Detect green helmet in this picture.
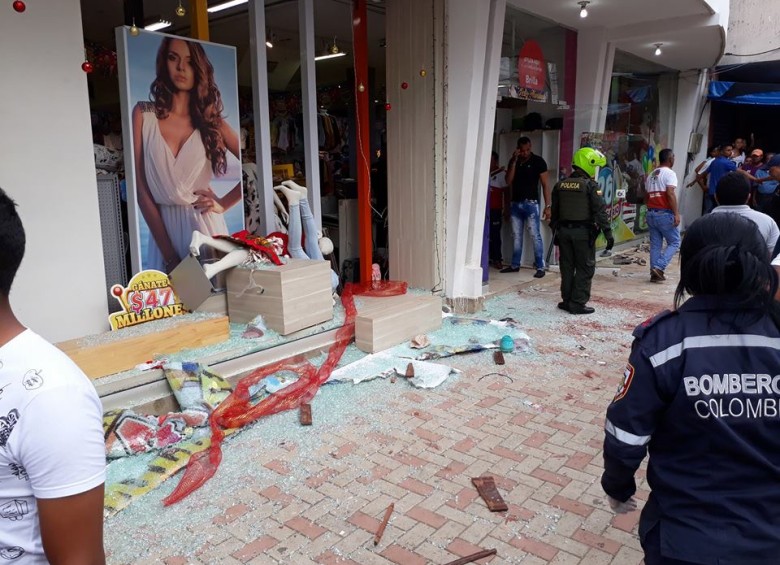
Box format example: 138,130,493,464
572,147,607,178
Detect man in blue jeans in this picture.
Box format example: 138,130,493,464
502,136,550,278
645,148,681,282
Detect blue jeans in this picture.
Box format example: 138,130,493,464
288,198,339,291
646,209,680,272
703,194,717,214
509,200,544,269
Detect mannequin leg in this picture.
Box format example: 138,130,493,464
202,249,251,280
278,183,338,291
189,230,240,256
286,202,308,260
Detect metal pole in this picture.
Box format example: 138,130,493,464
248,0,276,233
299,0,322,227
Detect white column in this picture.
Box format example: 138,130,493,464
248,0,276,233
573,27,615,140
298,0,322,227
671,70,709,229
0,0,108,341
444,0,506,299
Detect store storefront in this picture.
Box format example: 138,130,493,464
1,0,730,345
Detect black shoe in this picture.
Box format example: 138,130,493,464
557,301,570,311
500,266,520,273
534,269,546,278
568,303,595,315
650,267,665,283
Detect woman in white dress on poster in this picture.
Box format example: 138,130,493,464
132,36,241,273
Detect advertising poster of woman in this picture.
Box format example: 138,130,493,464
116,27,243,273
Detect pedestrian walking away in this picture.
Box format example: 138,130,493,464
645,148,681,283
550,147,613,315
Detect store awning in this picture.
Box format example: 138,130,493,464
708,81,780,105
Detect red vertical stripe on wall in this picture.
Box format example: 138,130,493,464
353,0,373,283
561,28,578,176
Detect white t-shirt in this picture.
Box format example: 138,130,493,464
699,157,715,174
645,166,678,210
713,205,780,256
0,330,105,564
489,170,507,188
731,152,746,168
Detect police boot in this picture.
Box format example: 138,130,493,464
568,303,595,315
557,301,570,312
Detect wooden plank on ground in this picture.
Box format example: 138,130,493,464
57,315,230,380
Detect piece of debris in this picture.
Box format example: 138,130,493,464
471,476,508,512
409,334,431,349
299,403,312,426
493,350,505,365
405,363,415,378
479,372,513,383
373,502,394,546
444,548,498,565
390,375,397,384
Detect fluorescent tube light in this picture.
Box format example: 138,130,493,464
314,52,347,61
145,20,172,31
207,0,248,13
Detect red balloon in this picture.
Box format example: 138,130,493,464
12,0,25,12
401,82,409,90
384,103,392,111
81,61,94,74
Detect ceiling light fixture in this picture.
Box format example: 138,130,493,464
266,31,274,48
578,1,589,18
207,0,248,14
654,43,663,56
145,19,172,31
314,52,347,62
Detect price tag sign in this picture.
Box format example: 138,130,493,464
108,270,184,331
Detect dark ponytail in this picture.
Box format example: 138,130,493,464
674,214,780,324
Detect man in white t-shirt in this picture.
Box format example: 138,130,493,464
0,188,106,564
712,172,780,257
645,148,681,283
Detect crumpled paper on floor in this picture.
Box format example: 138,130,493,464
327,352,458,388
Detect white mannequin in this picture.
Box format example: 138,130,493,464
190,180,337,289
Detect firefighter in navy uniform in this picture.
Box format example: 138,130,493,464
550,147,614,314
602,213,780,565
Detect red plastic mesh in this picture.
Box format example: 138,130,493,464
163,281,406,506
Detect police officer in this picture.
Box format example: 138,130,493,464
550,147,614,314
602,213,780,565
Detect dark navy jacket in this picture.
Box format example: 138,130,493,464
602,296,780,564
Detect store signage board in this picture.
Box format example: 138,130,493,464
517,40,547,102
108,270,184,331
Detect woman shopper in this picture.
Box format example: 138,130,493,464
602,212,780,565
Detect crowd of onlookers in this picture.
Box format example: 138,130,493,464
688,137,780,222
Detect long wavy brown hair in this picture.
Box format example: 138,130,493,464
149,37,227,175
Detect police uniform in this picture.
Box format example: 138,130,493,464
550,170,611,311
602,296,780,564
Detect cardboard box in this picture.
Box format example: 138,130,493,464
226,259,333,334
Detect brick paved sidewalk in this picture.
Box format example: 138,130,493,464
105,251,675,564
